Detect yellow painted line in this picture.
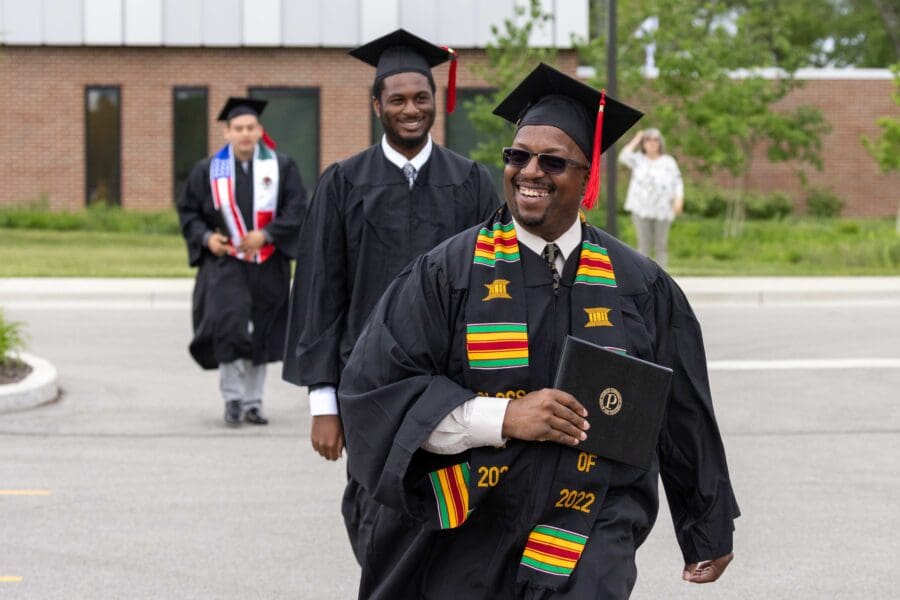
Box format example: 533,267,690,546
0,489,52,496
0,576,23,582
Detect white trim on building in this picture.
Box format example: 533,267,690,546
0,0,588,48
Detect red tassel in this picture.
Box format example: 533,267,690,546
262,130,277,150
580,91,606,210
442,46,459,113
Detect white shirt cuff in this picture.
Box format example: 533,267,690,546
421,396,509,455
309,385,339,416
467,396,509,448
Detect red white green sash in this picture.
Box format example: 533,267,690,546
209,142,279,263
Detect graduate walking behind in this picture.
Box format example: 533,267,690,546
177,97,307,426
338,64,739,599
282,29,500,460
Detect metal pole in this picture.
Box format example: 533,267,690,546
605,0,618,235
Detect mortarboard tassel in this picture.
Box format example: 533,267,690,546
262,130,277,150
580,91,606,210
442,46,458,113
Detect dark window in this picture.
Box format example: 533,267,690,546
85,86,121,205
445,88,503,193
172,87,208,203
248,88,320,186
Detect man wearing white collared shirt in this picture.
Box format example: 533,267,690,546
421,215,582,454
283,28,500,460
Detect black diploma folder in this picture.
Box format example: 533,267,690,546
553,336,673,470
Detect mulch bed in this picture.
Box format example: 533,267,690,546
0,358,32,385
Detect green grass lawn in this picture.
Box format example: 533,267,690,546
1,216,898,277
0,229,193,277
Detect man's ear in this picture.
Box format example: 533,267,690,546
372,96,382,118
222,124,230,141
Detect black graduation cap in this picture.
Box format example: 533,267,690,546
493,63,643,208
349,28,460,112
216,97,268,122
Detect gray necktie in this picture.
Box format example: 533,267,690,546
402,162,416,190
542,243,561,291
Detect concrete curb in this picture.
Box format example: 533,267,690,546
2,277,900,307
0,352,59,413
675,276,900,305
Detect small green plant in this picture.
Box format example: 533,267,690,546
806,187,844,218
0,308,28,365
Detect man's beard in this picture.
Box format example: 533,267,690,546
506,197,547,229
385,129,429,149
381,113,433,150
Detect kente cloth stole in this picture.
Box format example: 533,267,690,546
426,207,628,592
209,142,279,263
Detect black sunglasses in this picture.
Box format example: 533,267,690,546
501,147,590,175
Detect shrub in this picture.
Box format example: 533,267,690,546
0,308,28,365
745,192,793,220
0,201,180,234
806,188,844,218
683,181,729,218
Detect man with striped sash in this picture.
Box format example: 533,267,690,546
338,65,738,598
177,98,307,426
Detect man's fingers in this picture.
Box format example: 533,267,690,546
549,416,587,443
551,390,588,417
550,401,590,431
684,553,732,584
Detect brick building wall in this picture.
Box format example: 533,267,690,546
728,77,899,217
1,46,578,211
2,46,896,216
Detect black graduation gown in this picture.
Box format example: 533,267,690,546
338,224,740,599
176,152,308,369
282,143,500,387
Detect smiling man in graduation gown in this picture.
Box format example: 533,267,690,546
338,64,740,599
282,29,500,460
177,97,307,426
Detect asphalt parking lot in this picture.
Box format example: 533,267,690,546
1,279,898,598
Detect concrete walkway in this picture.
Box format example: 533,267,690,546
2,276,900,307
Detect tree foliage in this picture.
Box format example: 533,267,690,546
464,0,558,169
583,0,832,236
862,64,900,233
825,0,900,68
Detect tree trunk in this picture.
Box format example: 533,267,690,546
896,196,900,236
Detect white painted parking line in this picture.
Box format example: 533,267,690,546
708,358,900,370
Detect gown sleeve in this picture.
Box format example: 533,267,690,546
176,160,212,267
339,251,476,516
265,154,308,259
652,274,740,564
282,164,349,387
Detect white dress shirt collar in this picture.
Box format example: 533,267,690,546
380,134,433,172
512,215,582,269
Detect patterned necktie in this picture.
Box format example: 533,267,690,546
402,162,417,190
542,243,561,290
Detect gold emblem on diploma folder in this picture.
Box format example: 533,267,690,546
483,279,512,301
598,387,623,416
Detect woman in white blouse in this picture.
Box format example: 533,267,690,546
619,128,684,269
